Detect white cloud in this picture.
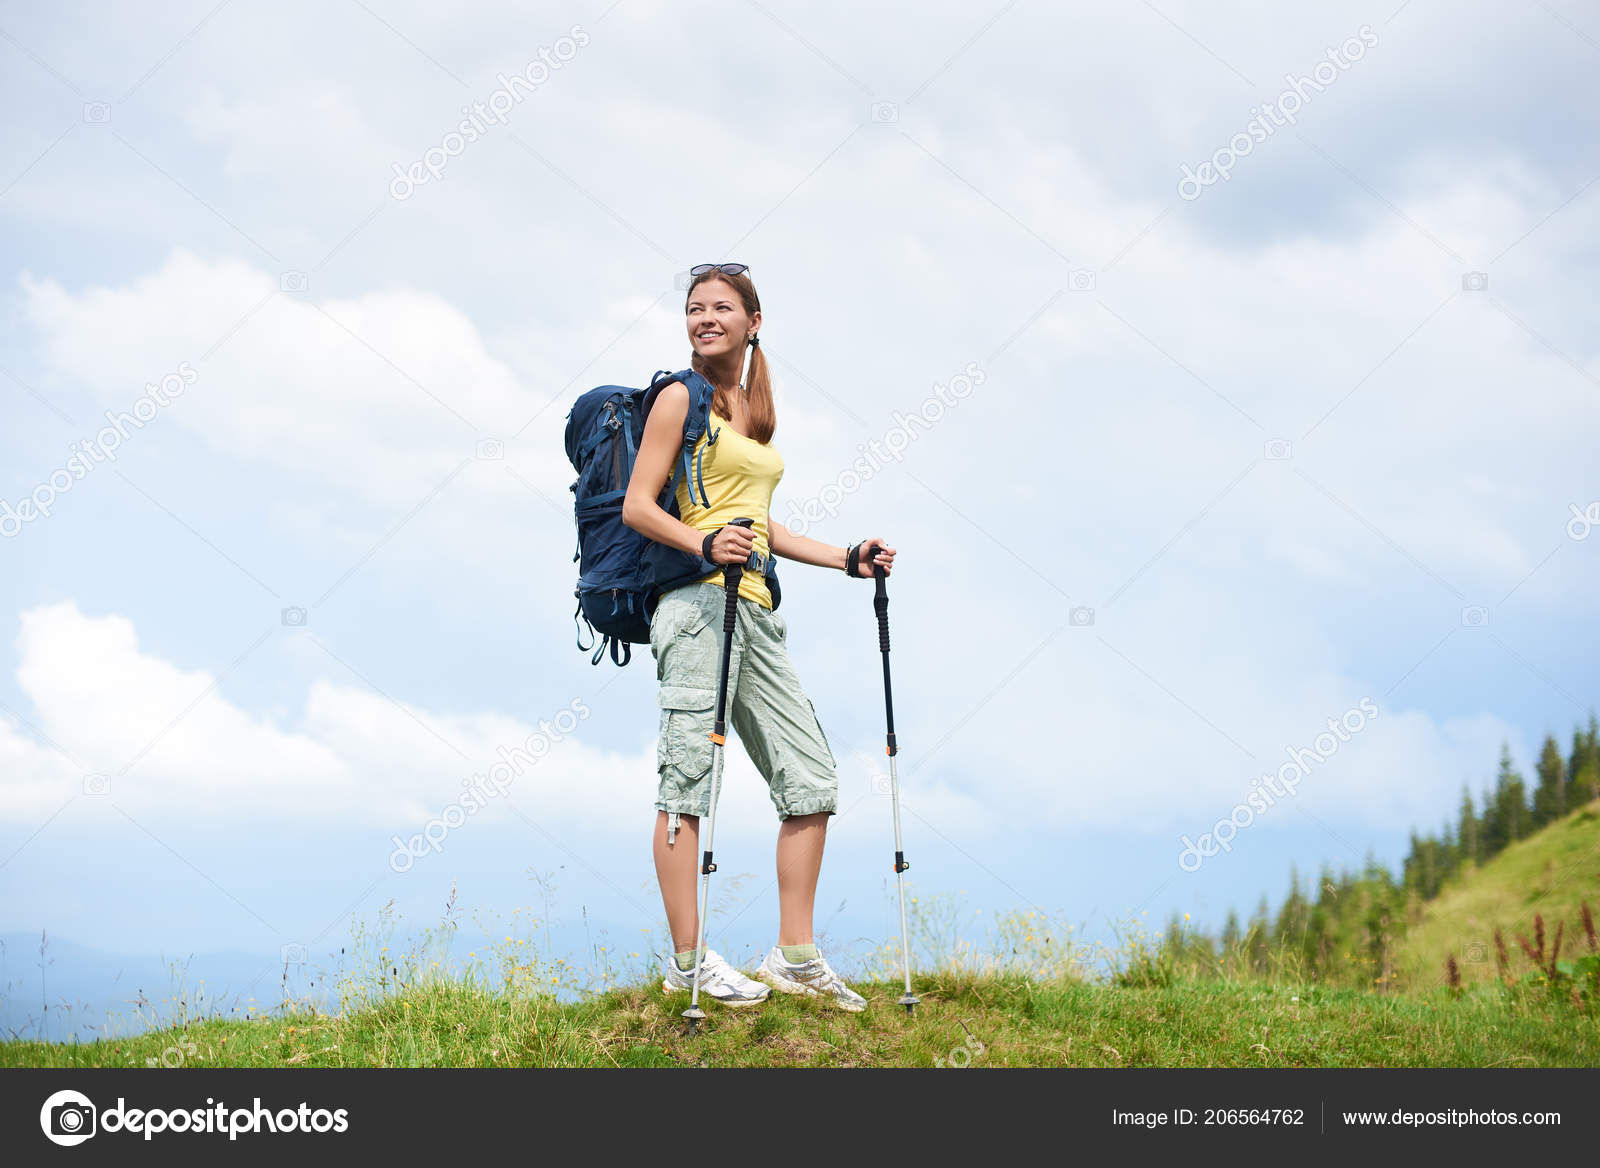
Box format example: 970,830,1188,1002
0,601,849,842
0,600,1520,852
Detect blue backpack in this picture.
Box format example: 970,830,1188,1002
565,368,782,666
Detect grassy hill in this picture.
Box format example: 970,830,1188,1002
1395,799,1600,991
4,970,1599,1068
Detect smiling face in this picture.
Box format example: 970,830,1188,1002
686,277,760,359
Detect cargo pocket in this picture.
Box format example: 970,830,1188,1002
652,591,710,666
676,597,712,639
658,685,716,779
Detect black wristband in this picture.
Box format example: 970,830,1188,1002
703,530,717,563
845,541,861,577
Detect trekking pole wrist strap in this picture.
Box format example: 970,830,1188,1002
845,540,862,577
702,530,717,563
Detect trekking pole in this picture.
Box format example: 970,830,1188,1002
684,516,754,1034
874,559,920,1015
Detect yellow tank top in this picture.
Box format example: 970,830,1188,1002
674,417,785,608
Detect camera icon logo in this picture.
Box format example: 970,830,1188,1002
1069,606,1095,627
869,100,899,123
1069,269,1096,292
475,438,504,460
82,102,111,124
673,270,693,292
146,1038,197,1068
279,271,309,293
1461,605,1489,627
82,773,111,796
1567,501,1600,541
281,606,308,627
1461,271,1488,292
869,771,893,796
933,1037,987,1067
40,1089,97,1146
1264,438,1292,460
1464,941,1488,964
281,942,308,965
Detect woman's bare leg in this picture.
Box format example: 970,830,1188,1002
653,811,700,952
775,812,828,945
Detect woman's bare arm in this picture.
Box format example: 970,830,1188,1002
621,382,757,565
770,520,895,576
621,381,704,557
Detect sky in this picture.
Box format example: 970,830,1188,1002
2,0,1598,1039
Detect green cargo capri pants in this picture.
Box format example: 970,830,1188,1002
649,580,838,841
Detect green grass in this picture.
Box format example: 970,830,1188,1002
5,971,1597,1068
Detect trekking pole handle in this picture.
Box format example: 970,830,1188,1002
721,517,754,628
873,561,890,654
706,516,755,567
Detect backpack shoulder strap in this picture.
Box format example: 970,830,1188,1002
642,369,716,509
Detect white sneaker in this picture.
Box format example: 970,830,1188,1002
755,946,868,1012
660,949,771,1007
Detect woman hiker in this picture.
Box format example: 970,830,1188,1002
621,262,893,1011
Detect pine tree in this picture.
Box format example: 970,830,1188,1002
1480,743,1530,857
1403,831,1447,899
1402,830,1424,894
1274,866,1310,952
1317,864,1339,909
1532,733,1567,827
1502,746,1531,843
1456,787,1479,868
1571,715,1600,805
1305,874,1336,976
1438,817,1459,885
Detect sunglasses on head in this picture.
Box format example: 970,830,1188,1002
689,263,749,278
